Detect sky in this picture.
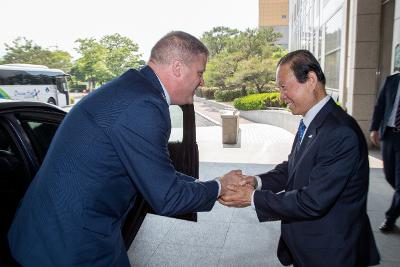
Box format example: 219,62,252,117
1,0,259,61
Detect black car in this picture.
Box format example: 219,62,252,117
0,99,199,266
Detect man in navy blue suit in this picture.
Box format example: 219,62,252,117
8,31,242,266
370,72,400,232
220,50,380,266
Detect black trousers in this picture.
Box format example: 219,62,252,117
382,128,400,223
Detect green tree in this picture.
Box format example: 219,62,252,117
235,28,282,59
100,33,144,77
1,37,72,72
204,51,245,89
73,34,144,89
200,26,239,57
202,27,286,93
73,38,111,89
228,56,277,92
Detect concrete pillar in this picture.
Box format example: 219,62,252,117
221,110,239,144
346,0,382,142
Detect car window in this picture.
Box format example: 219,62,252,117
20,120,58,162
169,105,183,142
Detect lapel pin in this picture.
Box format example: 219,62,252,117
308,135,313,138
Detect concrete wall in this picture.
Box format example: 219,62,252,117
240,109,300,134
195,97,300,134
259,0,289,26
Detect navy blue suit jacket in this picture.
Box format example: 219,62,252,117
370,73,400,138
8,66,218,266
254,99,380,266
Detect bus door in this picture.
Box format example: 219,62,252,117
55,76,69,106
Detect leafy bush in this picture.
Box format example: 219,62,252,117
246,81,278,95
264,92,285,108
214,88,244,102
69,84,87,93
246,88,268,95
233,92,285,110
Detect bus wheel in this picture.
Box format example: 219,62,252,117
47,98,57,105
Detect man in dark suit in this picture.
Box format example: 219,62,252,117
219,50,380,266
370,72,400,232
8,31,241,266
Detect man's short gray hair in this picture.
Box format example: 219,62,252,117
150,31,209,64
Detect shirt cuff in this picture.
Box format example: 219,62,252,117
255,175,262,190
251,190,256,209
214,177,222,197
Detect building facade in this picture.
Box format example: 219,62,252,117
288,0,400,141
259,0,289,48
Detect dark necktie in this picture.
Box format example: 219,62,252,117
395,99,400,129
295,119,306,151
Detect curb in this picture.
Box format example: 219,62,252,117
195,110,221,126
194,96,234,110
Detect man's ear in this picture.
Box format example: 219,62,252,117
171,59,182,78
307,71,318,89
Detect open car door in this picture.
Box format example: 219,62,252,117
0,103,65,266
121,104,199,248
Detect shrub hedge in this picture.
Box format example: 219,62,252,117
214,89,243,102
246,82,277,95
196,87,218,99
233,92,286,110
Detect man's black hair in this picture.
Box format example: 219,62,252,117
278,49,326,85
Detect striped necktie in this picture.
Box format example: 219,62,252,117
295,119,306,150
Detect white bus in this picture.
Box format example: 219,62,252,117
0,64,70,107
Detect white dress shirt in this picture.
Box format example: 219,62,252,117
387,81,400,127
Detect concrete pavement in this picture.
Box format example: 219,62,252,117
127,98,400,266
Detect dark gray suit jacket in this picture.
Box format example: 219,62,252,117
370,73,400,138
254,99,380,266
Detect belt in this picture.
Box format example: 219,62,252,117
387,127,400,133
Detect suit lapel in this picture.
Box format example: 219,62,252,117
287,98,336,185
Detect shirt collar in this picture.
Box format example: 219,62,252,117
302,95,331,128
154,73,171,105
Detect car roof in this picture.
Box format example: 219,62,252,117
0,99,66,114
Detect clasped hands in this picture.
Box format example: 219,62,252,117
218,170,255,208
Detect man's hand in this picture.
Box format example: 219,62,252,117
218,184,254,208
219,170,244,196
370,131,380,147
239,175,257,188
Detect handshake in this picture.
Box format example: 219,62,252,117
217,170,256,208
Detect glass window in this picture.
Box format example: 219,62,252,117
324,9,342,91
22,121,58,162
169,105,183,142
325,10,342,53
394,43,400,72
325,51,340,90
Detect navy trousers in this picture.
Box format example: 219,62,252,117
382,128,400,223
